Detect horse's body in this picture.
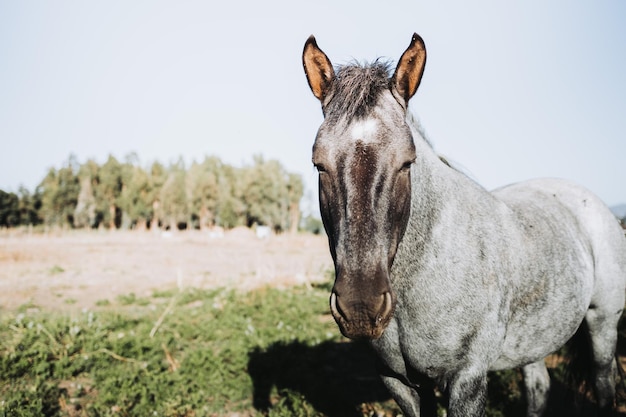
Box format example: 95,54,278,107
303,34,626,416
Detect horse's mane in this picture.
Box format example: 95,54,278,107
408,111,461,170
326,60,393,122
406,111,433,149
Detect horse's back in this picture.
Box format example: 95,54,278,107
494,178,626,281
495,177,626,311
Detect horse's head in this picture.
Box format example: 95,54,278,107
303,34,427,340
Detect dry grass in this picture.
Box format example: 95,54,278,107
0,228,333,312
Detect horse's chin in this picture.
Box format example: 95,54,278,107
333,315,391,341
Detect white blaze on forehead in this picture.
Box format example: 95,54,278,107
350,118,379,143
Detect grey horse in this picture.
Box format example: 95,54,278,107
302,33,626,417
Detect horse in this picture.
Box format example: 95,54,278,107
302,33,626,417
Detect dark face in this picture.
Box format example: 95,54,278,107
313,92,416,339
303,33,426,340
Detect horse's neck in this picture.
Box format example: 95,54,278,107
406,137,501,248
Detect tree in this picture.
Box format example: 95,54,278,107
216,163,246,229
240,155,276,228
286,173,304,234
159,159,188,230
38,168,61,226
3,152,307,232
301,214,324,235
37,155,80,228
0,190,20,227
186,156,226,229
97,155,123,229
17,186,41,226
239,155,302,232
119,163,152,230
77,159,103,227
147,161,167,230
74,175,97,228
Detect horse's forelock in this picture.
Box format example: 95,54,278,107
323,61,434,153
325,60,393,122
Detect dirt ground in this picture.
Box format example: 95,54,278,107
0,228,333,312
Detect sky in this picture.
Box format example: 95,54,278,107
1,1,625,214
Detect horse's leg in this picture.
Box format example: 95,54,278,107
584,214,626,414
584,305,620,414
521,359,550,417
379,375,422,417
448,370,488,417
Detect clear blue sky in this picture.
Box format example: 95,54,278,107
1,1,625,212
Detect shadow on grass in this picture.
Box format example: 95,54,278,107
248,340,392,417
544,380,626,417
249,337,626,417
489,371,626,417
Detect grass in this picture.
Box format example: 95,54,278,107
2,282,626,417
48,265,64,275
1,283,387,416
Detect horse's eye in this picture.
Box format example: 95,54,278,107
314,163,327,173
400,159,415,173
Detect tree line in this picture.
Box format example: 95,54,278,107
0,153,308,233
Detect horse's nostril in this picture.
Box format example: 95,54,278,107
331,291,393,324
330,292,343,320
379,292,393,321
330,291,351,320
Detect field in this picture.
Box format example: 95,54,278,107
1,230,625,416
0,229,333,311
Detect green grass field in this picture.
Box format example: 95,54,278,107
2,281,625,416
1,281,397,416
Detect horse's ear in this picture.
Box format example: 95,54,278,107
392,33,427,103
302,35,335,101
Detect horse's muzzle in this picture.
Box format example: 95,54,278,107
329,291,395,340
